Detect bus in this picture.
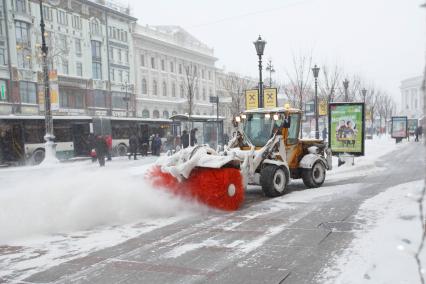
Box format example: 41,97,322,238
0,115,177,165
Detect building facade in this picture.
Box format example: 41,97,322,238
0,0,136,117
400,76,424,119
133,25,217,119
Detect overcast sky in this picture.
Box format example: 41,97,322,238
128,0,425,103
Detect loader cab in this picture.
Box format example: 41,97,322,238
241,109,301,147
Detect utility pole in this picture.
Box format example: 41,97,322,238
265,59,275,87
343,79,349,102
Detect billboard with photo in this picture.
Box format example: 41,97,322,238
391,116,408,138
328,102,365,156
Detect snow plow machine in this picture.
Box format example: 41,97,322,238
146,105,333,211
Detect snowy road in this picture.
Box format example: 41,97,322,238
0,138,424,283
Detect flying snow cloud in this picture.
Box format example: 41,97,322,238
0,160,205,243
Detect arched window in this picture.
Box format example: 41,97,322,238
141,78,147,94
163,110,169,119
163,81,167,96
202,88,206,101
142,109,150,118
152,80,157,95
172,110,177,116
180,84,184,98
90,19,100,35
153,110,160,118
172,83,176,97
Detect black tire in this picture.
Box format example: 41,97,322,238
260,165,289,197
116,144,128,156
32,149,45,165
302,161,326,188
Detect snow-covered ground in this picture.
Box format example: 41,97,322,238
0,135,420,281
318,179,426,284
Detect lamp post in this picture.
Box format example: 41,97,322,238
343,79,349,102
253,35,266,108
39,0,55,161
361,88,367,103
312,64,320,139
265,59,275,87
121,82,133,117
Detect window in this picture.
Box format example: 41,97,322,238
152,80,158,95
76,62,82,77
62,59,69,75
163,110,169,119
93,90,107,108
17,49,31,69
124,51,128,64
153,110,159,118
15,21,30,45
124,71,129,83
117,49,122,63
118,70,123,82
59,87,84,109
141,78,147,94
15,0,26,13
91,40,101,60
0,80,7,101
202,88,206,101
140,54,145,66
208,71,212,80
42,5,53,22
151,57,155,69
59,34,67,50
57,10,68,26
19,81,36,104
109,47,114,61
170,62,174,73
72,15,81,30
142,109,150,118
112,92,126,109
75,38,82,56
179,64,182,74
110,68,115,81
0,48,6,65
180,84,184,98
90,19,100,35
92,62,102,79
193,66,197,76
161,59,165,71
202,69,205,79
172,83,176,97
123,31,127,42
162,81,167,96
195,87,199,100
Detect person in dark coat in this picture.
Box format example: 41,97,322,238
153,134,162,156
415,126,420,142
88,133,96,162
190,128,198,146
181,130,189,149
95,135,108,167
140,133,149,156
128,133,138,160
322,127,328,141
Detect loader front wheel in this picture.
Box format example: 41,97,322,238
260,165,288,197
302,161,326,188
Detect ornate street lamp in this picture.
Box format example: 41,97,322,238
312,64,320,139
265,59,275,87
253,35,266,108
39,0,56,162
343,79,349,102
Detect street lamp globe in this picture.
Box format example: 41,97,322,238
312,65,320,78
253,35,266,56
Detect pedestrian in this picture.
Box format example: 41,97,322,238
105,135,112,161
128,133,138,160
415,126,420,142
181,130,189,148
95,135,108,167
88,133,96,163
140,132,149,156
322,127,328,141
190,128,198,146
153,134,162,156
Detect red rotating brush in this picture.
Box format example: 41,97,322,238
146,166,244,211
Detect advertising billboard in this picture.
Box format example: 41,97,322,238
328,103,365,156
245,89,259,110
391,116,408,138
408,119,418,135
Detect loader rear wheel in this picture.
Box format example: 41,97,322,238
302,161,326,188
260,165,288,197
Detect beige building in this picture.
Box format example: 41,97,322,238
400,76,424,119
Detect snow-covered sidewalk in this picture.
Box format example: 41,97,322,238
318,179,426,284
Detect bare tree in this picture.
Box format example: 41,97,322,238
220,73,252,118
181,63,199,117
378,93,394,134
35,31,70,70
318,63,342,103
285,52,313,136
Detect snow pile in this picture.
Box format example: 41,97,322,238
0,159,204,243
318,179,426,284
